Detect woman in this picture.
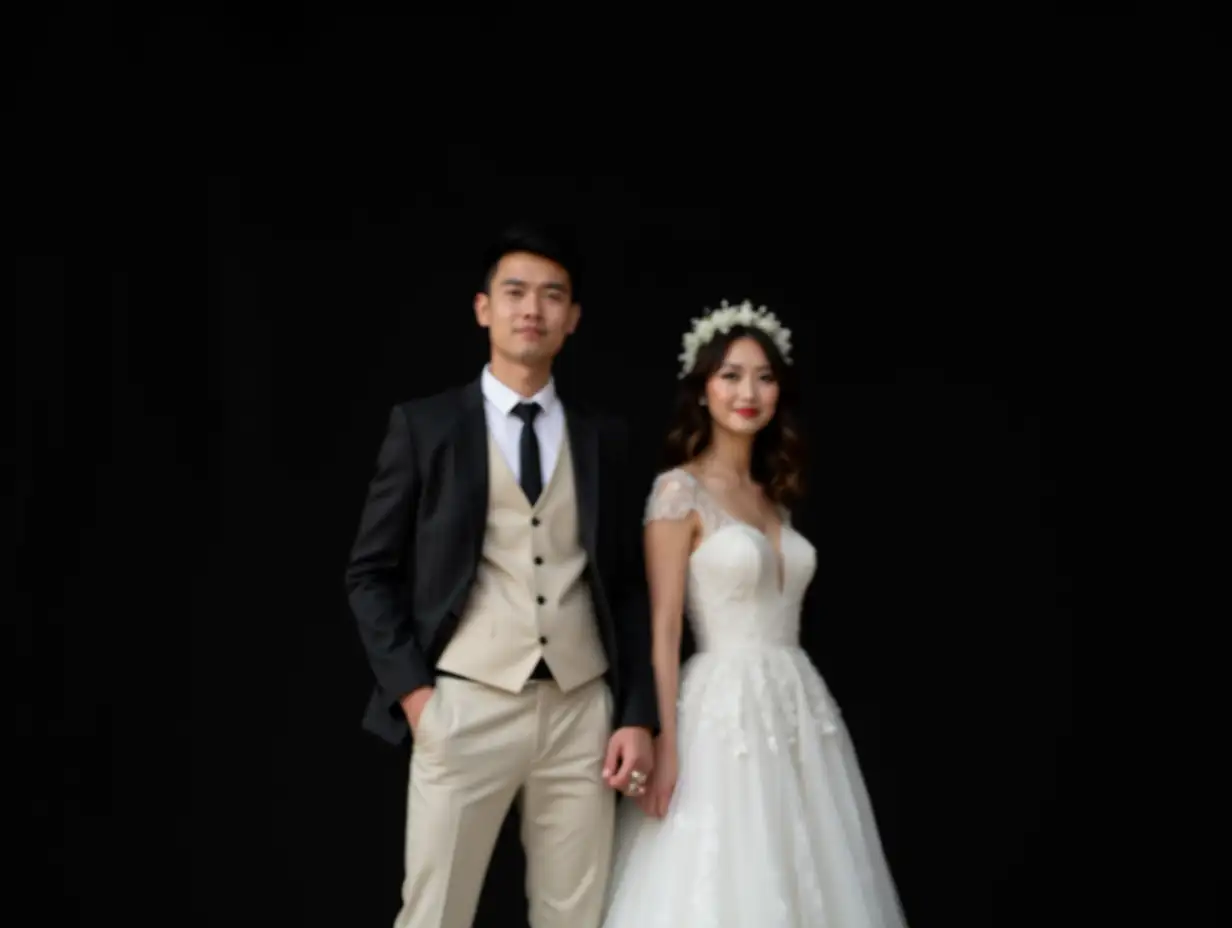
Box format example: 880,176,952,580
601,301,909,927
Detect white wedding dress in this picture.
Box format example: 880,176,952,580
601,469,909,927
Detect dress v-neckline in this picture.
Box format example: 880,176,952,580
686,470,787,594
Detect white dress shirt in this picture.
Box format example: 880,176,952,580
480,365,565,489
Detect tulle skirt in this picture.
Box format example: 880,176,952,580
601,644,909,927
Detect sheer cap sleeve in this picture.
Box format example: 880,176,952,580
643,468,699,525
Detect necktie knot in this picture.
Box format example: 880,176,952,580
513,402,541,425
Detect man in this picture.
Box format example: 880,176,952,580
345,224,658,928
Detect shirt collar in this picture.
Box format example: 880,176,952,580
481,364,558,417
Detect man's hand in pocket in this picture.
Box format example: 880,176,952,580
400,686,435,738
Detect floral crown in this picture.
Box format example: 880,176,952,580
677,299,793,379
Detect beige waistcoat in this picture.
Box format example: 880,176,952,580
435,428,609,693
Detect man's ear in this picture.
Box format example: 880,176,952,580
566,301,581,335
474,292,490,328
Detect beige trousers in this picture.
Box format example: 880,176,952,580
393,675,615,928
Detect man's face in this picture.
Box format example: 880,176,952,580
474,251,580,367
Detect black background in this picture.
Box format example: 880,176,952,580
17,13,1073,928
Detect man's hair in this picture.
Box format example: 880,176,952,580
479,223,583,302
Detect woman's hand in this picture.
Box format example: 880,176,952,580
636,736,679,818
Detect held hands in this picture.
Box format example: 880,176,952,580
636,736,678,818
400,686,435,738
603,726,655,797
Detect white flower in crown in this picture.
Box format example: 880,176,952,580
677,299,793,379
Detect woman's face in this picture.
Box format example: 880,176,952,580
704,336,780,437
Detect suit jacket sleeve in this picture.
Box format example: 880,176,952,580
345,404,434,710
610,419,660,733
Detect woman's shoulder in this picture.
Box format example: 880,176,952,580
644,467,704,523
647,466,701,501
651,465,699,487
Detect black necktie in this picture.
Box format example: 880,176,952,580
512,402,543,504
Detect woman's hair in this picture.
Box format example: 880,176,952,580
662,325,807,507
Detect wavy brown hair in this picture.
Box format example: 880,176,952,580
663,324,807,508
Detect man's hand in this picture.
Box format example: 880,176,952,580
400,686,434,738
602,726,655,796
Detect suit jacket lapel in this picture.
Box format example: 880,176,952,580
566,405,600,554
454,378,489,561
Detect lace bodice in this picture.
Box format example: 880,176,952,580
643,468,817,652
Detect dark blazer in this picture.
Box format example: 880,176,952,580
345,377,658,746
